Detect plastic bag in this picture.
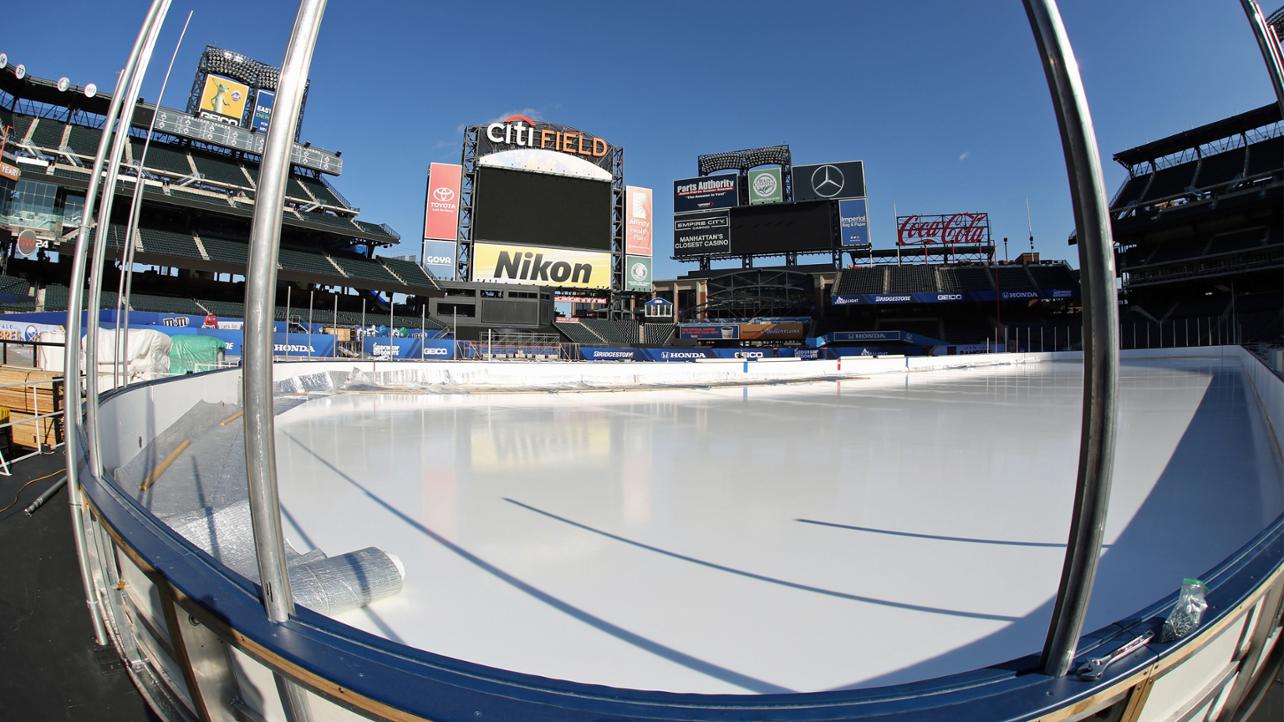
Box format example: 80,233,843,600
1161,578,1208,642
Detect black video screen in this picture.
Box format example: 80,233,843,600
472,167,612,251
729,200,835,255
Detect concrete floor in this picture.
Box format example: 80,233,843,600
268,357,1283,694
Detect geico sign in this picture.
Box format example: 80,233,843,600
471,243,610,290
485,116,608,159
422,347,450,356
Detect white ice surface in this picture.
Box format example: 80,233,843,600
271,357,1283,694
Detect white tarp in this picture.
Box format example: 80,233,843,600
80,328,171,385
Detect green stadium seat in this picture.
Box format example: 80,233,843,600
132,138,194,176
198,234,249,266
191,152,253,187
278,247,343,279
29,119,67,150
379,257,437,287
328,254,400,285
66,125,103,156
138,227,202,259
297,176,346,208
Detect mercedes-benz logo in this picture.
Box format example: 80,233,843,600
432,187,455,203
810,164,845,197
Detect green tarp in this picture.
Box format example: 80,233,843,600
169,335,225,375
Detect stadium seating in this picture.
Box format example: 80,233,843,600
887,265,936,294
298,211,359,233
1140,163,1197,202
1194,147,1246,188
1145,238,1212,265
580,319,640,345
834,267,886,295
287,176,313,202
28,118,67,150
1025,264,1077,289
278,247,342,279
328,254,400,285
937,266,994,293
380,257,438,288
10,114,35,143
138,227,202,259
297,176,346,208
994,266,1037,291
198,234,249,266
192,152,253,187
126,293,204,314
1245,136,1283,177
66,125,102,156
133,139,194,176
1206,227,1267,255
1110,175,1152,209
642,323,675,345
556,321,607,345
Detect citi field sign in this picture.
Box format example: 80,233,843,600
482,115,611,161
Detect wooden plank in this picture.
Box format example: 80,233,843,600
139,439,192,493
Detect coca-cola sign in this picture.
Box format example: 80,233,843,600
897,213,991,246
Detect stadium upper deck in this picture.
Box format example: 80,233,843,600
0,59,444,322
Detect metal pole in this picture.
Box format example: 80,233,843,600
62,0,169,648
389,297,395,358
333,292,338,357
284,285,291,359
420,304,425,358
1025,0,1121,678
115,9,192,389
84,0,170,479
360,297,365,359
241,2,326,720
307,289,313,357
1241,0,1284,118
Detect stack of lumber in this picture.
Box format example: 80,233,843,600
0,365,62,449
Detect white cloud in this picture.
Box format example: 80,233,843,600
958,151,970,161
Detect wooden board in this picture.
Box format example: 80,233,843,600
0,365,62,449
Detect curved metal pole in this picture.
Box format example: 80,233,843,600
1024,0,1121,678
114,10,194,387
83,0,171,479
242,1,326,718
62,0,168,648
1241,0,1284,118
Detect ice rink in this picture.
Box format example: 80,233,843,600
269,356,1282,694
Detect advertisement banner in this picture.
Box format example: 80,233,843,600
738,322,805,341
673,210,731,257
0,160,20,182
679,323,740,340
839,198,870,247
250,89,274,132
422,239,457,281
197,74,251,124
673,175,738,213
470,243,611,290
897,213,990,246
747,167,783,205
625,255,652,293
624,186,653,256
424,162,462,241
580,347,639,361
793,161,866,201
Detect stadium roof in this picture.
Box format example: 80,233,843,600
1113,103,1281,167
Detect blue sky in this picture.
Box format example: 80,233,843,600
4,1,1274,279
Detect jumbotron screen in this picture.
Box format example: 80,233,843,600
729,200,835,255
473,167,612,250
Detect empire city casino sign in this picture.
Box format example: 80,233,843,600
481,115,612,165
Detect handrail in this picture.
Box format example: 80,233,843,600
1023,0,1122,677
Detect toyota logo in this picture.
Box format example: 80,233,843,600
810,165,845,197
432,187,455,203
